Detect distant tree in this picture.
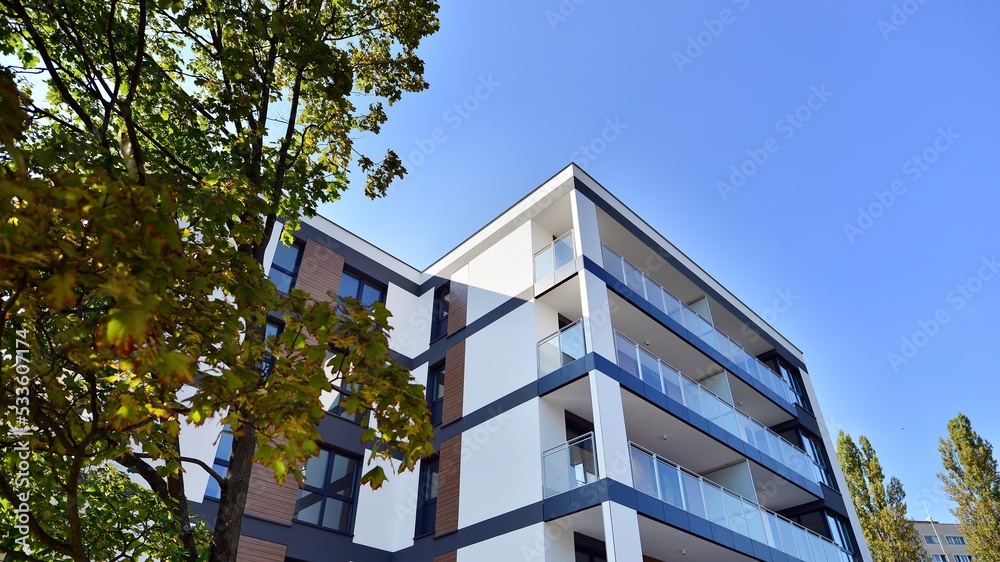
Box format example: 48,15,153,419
836,431,927,562
938,413,1000,562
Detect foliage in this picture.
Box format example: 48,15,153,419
0,0,439,560
836,431,927,562
938,413,1000,562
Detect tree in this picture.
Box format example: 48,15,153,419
0,0,439,560
836,431,927,562
938,413,1000,562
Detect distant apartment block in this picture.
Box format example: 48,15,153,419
912,520,975,562
178,164,873,561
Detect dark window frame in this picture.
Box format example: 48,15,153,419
426,362,445,427
338,267,388,306
292,446,361,535
430,283,450,342
414,455,439,538
269,240,304,294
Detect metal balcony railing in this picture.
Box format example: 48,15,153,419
614,332,825,485
542,432,598,498
602,245,802,407
537,320,586,376
629,443,853,562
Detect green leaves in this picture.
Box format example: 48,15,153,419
938,414,1000,561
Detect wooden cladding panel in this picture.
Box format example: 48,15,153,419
447,282,468,335
433,553,457,562
236,536,287,562
435,435,462,537
293,240,345,302
442,341,465,426
243,462,299,525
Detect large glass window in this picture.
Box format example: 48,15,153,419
338,269,386,306
293,449,360,533
431,283,450,341
327,383,366,425
204,427,233,500
926,535,941,544
415,456,438,537
427,362,445,426
269,241,303,294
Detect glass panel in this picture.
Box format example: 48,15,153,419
321,498,351,532
700,388,722,426
328,454,357,497
270,269,294,294
623,262,645,296
745,503,767,544
724,492,748,536
766,433,783,463
337,272,360,299
543,444,572,497
204,461,227,500
681,472,705,519
661,365,683,403
538,335,561,375
554,236,574,270
754,425,772,456
719,402,740,436
737,413,757,448
681,306,701,335
794,527,815,562
535,249,553,282
559,324,585,365
630,449,658,497
644,277,665,311
778,519,800,558
271,243,301,271
216,430,234,461
681,378,703,417
657,461,684,508
764,512,783,549
703,485,728,528
615,334,639,378
303,450,330,488
570,438,596,487
293,490,323,525
638,348,661,389
662,293,681,317
360,282,383,305
602,247,624,282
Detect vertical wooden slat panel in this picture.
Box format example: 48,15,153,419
433,552,457,562
442,341,465,426
293,239,345,302
435,435,462,537
236,535,287,562
243,459,299,525
447,282,468,335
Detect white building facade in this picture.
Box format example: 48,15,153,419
183,164,873,562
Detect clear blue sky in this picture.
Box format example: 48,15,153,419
326,1,1000,521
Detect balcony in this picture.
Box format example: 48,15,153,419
601,245,800,407
534,230,576,285
537,320,586,376
614,332,824,486
542,432,598,498
629,444,853,562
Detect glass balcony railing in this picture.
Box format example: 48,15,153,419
629,444,853,562
542,432,598,498
614,332,824,485
537,320,586,375
534,231,575,283
601,245,801,407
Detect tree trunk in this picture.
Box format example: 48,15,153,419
208,421,257,562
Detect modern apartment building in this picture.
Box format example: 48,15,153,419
180,164,873,562
912,520,975,562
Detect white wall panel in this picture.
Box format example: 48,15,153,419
463,301,537,415
353,450,420,552
466,222,534,325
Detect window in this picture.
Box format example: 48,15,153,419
955,556,974,562
946,535,967,545
574,534,607,562
293,449,360,533
825,513,855,553
926,535,941,544
415,456,438,537
204,427,233,500
328,384,366,425
802,432,835,488
933,555,949,562
261,319,282,376
430,283,450,341
427,362,445,426
269,241,303,294
338,269,386,306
